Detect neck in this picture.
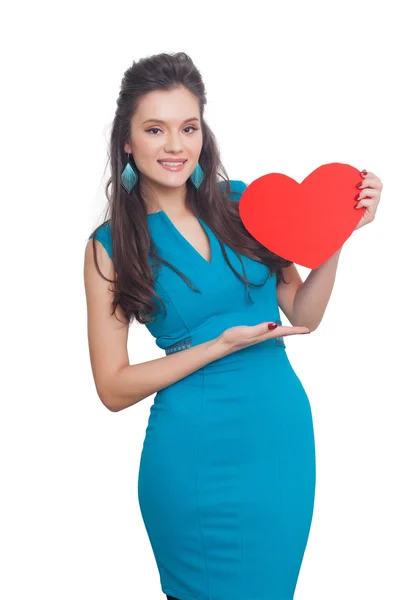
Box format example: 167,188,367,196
140,177,189,216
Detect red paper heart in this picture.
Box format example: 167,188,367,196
239,163,366,269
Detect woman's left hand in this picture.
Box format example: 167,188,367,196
354,170,383,230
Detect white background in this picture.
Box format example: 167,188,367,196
1,1,399,599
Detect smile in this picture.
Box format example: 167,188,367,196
158,160,187,172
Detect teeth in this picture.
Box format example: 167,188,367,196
159,161,185,166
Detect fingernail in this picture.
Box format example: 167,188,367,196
354,193,360,200
268,323,278,330
356,182,363,188
360,170,367,176
302,331,311,334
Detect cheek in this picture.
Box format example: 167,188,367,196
133,134,162,158
187,132,203,156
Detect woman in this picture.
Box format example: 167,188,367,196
84,52,382,600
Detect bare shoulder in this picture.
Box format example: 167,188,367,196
83,238,129,409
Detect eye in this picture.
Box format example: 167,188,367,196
145,125,199,135
146,127,162,135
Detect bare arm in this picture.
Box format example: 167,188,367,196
277,248,343,331
106,340,222,412
84,239,224,412
291,247,343,330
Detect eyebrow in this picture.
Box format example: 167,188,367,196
142,117,200,125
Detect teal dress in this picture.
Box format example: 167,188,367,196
90,180,316,600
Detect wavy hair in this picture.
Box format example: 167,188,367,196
89,51,292,325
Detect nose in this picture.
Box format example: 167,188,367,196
164,131,184,153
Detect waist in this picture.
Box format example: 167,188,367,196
164,336,289,379
164,319,286,356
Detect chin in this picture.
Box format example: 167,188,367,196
151,174,188,188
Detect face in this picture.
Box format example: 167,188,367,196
125,86,203,194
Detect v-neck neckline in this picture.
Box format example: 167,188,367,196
148,210,213,266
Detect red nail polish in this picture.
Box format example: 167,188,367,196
356,182,363,188
354,193,360,200
268,323,278,330
360,170,367,175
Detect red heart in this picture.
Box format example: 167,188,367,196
239,163,366,269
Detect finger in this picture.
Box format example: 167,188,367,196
357,178,377,190
251,322,282,339
356,189,380,199
256,323,311,338
355,199,375,209
250,322,278,337
279,326,311,335
358,176,383,191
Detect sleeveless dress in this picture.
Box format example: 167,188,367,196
89,180,316,600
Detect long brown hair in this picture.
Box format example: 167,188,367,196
89,52,292,326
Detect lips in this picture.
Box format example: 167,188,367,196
158,160,187,173
157,159,187,163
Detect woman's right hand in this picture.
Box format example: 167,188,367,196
215,321,311,355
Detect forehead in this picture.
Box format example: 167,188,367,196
134,86,200,122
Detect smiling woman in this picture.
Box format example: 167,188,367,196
85,51,315,600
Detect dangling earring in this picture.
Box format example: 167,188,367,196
121,152,138,193
190,162,204,189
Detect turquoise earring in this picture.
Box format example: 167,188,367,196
121,152,138,193
190,162,204,189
